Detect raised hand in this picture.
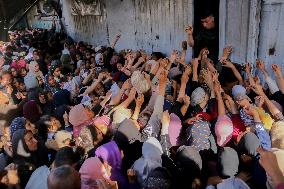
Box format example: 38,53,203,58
256,59,266,73
185,26,193,35
245,62,251,73
222,46,233,59
271,64,283,77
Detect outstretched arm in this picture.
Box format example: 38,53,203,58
185,26,194,47
272,64,284,94
111,33,121,49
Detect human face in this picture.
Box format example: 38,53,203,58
95,83,105,96
25,120,38,134
39,93,46,104
76,54,81,61
49,117,61,132
201,15,215,30
20,68,27,77
1,74,12,86
90,57,96,64
85,52,91,59
137,113,150,128
236,98,250,108
33,52,40,61
18,82,26,92
34,63,40,72
48,76,56,86
24,132,38,151
53,68,61,77
10,68,18,77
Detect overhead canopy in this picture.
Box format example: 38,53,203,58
0,0,36,20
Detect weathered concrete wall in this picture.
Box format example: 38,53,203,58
258,0,284,72
60,0,193,58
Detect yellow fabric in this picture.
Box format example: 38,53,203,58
256,107,274,130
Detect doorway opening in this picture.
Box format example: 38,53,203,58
193,0,220,61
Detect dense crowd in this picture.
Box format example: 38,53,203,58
0,19,283,189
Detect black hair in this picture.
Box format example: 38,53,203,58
151,52,165,60
54,146,80,168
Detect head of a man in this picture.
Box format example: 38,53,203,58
47,165,81,189
201,12,215,30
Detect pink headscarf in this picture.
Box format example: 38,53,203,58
215,115,233,147
168,113,182,146
69,104,91,137
11,59,27,71
93,115,111,128
79,157,110,189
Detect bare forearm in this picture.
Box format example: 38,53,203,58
263,95,281,116
181,104,189,116
246,70,255,86
177,82,186,101
132,105,142,120
172,81,178,101
276,75,284,94
109,89,124,106
181,50,187,65
187,34,194,47
111,38,119,49
83,80,100,95
217,94,225,116
231,67,244,85
82,73,94,85
192,67,198,82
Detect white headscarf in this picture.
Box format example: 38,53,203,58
132,137,163,186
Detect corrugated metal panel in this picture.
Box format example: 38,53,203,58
132,0,193,56
257,1,284,75
61,0,108,46
219,0,261,65
61,0,193,57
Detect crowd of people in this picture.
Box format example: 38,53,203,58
0,14,283,189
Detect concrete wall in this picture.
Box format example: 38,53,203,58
258,0,284,72
60,0,194,58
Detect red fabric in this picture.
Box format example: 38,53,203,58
276,183,284,189
231,114,246,142
197,112,213,122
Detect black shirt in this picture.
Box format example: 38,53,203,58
194,28,219,63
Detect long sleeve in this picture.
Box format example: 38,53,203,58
265,76,279,94
160,134,172,156
141,95,164,140
253,122,271,150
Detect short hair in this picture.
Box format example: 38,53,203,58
47,165,80,189
0,71,11,79
54,146,80,168
201,9,214,19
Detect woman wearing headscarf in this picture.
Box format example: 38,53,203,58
95,140,127,188
79,156,115,189
131,137,163,188
23,100,41,125
11,129,48,167
44,74,61,95
28,61,44,84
